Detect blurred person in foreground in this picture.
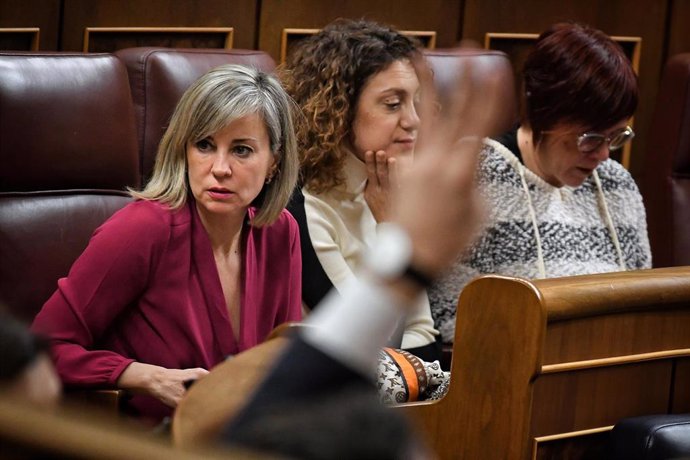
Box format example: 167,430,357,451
221,45,507,459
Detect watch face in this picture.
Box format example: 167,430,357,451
366,223,412,278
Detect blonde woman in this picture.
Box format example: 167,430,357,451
33,65,301,423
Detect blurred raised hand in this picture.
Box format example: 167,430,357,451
393,46,510,279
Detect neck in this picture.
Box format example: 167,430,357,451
197,205,246,255
517,125,559,187
517,125,536,169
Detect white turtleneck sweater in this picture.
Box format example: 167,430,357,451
303,152,438,349
429,138,652,343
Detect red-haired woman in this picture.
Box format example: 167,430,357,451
430,22,652,343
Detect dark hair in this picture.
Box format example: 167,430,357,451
0,312,48,381
281,18,420,193
522,22,638,144
227,387,425,460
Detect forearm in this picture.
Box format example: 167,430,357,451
116,361,164,392
302,273,425,378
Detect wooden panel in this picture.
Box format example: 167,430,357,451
259,0,461,63
534,427,611,460
82,27,233,52
0,0,60,50
542,308,690,365
530,361,672,436
0,28,39,51
61,0,257,51
666,0,690,58
671,358,690,412
462,0,668,179
279,27,437,64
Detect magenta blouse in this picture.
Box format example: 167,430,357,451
32,199,302,421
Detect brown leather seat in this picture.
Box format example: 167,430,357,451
115,47,277,182
641,53,690,267
424,48,517,133
0,52,139,323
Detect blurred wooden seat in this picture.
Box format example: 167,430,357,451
0,395,266,459
173,336,290,448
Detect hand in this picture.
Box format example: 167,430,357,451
117,362,209,408
391,47,508,279
363,150,399,223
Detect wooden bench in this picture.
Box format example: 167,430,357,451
396,266,690,459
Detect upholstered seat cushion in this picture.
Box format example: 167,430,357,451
610,413,690,460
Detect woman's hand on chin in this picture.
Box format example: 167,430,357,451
364,150,400,223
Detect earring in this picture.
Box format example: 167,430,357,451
265,166,278,184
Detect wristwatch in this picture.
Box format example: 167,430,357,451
365,223,434,289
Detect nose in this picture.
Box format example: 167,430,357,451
590,143,611,162
400,101,420,131
211,153,232,177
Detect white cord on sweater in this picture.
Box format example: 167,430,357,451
518,164,547,278
592,170,626,271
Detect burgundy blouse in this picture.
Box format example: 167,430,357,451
32,199,302,422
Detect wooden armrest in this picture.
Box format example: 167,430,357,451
265,321,313,341
64,389,125,414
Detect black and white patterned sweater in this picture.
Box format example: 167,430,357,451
429,138,652,343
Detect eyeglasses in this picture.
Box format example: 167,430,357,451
576,126,635,153
541,126,635,154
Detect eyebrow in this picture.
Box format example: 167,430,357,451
203,135,260,143
232,137,260,143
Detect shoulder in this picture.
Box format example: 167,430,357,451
252,208,299,241
594,160,641,193
273,208,299,234
96,199,189,244
477,138,523,187
302,188,343,227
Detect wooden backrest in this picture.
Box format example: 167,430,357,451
395,267,690,459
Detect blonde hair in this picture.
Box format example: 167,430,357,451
130,64,299,227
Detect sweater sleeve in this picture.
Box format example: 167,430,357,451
628,182,652,269
612,164,652,270
31,202,170,387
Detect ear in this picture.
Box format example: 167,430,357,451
265,158,279,184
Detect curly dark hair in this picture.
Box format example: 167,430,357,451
280,19,420,194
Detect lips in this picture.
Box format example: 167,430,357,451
207,187,233,199
575,167,597,178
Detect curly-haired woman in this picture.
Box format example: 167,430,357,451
283,18,440,362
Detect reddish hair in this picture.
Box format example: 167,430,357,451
522,22,638,143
